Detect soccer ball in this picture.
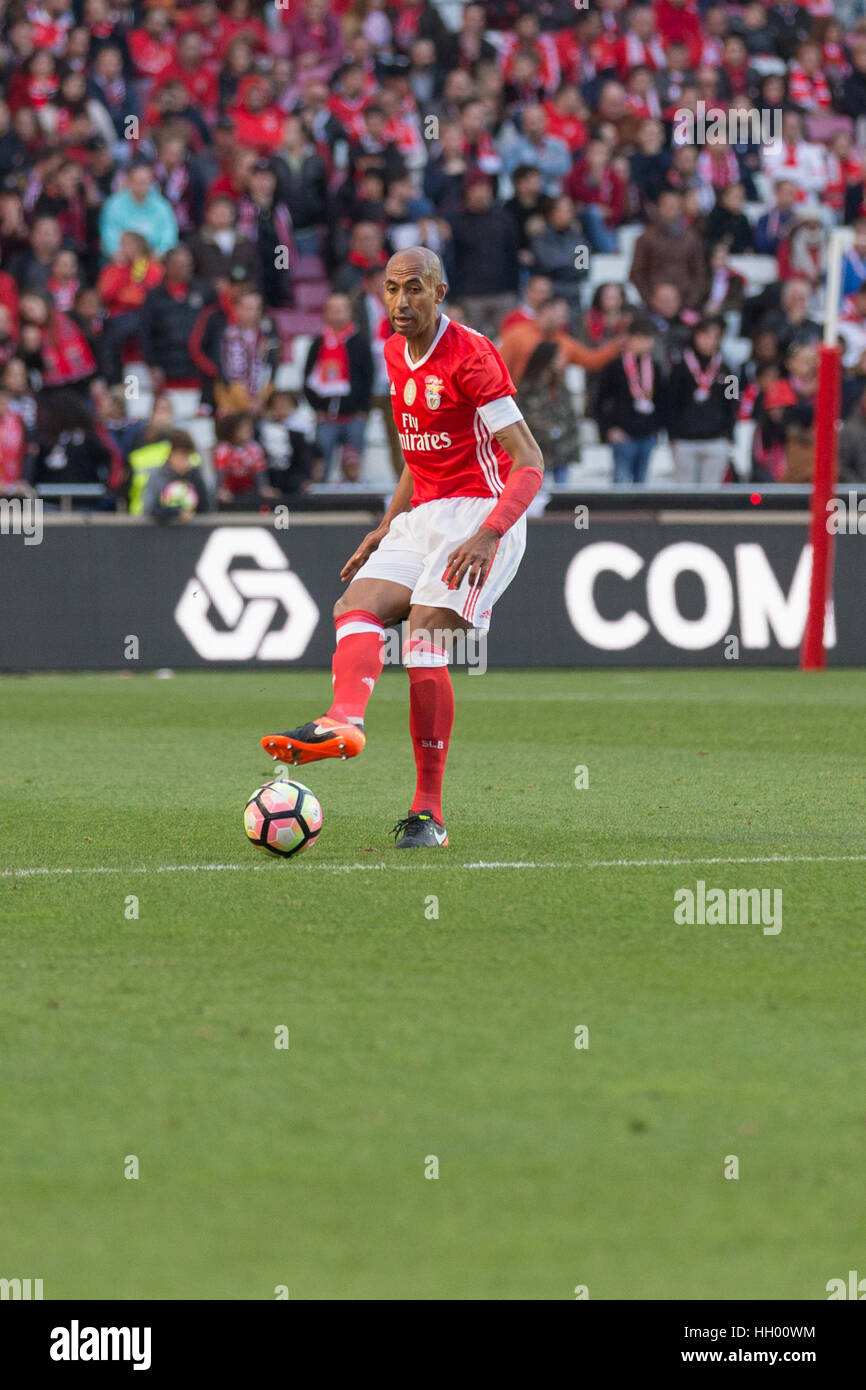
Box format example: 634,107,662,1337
243,778,323,858
160,479,198,510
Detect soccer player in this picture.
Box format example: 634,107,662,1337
260,246,544,847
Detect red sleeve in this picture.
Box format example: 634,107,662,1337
0,272,19,335
456,340,516,408
214,444,230,473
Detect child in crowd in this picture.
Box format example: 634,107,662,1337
259,388,314,495
214,410,280,509
143,429,212,522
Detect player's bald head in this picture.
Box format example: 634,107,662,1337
385,246,444,290
383,245,448,342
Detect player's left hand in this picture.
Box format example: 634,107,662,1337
444,526,498,590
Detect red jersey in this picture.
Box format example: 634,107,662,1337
385,316,520,505
215,441,267,495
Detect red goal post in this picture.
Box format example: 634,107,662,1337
800,227,853,671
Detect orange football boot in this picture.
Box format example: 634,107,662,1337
260,716,366,766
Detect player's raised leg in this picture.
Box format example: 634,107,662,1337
261,577,409,765
391,605,468,848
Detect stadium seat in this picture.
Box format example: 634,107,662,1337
616,223,643,264
732,419,756,480
272,309,324,339
722,337,754,368
727,255,778,288
294,280,331,312
293,254,328,282
587,252,629,293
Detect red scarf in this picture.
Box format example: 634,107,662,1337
623,351,654,411
0,409,24,485
309,325,353,396
683,349,721,401
41,311,96,386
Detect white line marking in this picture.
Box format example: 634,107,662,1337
2,853,866,880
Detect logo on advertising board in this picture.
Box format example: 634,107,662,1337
175,528,319,660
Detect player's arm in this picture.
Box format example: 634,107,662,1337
443,418,544,589
340,464,415,583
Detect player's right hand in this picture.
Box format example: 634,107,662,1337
340,525,388,583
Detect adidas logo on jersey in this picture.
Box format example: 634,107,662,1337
390,381,396,395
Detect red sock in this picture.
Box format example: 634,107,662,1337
406,637,454,823
327,610,384,723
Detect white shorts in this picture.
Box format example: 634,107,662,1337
355,496,526,631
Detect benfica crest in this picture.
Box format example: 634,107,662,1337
424,375,443,410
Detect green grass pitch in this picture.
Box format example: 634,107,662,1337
1,668,864,1301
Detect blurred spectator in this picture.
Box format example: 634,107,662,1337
706,182,754,255
273,115,329,250
0,388,28,495
757,278,822,356
20,291,98,393
7,215,62,294
126,395,177,514
500,275,553,334
499,295,623,386
96,231,163,383
517,341,578,484
596,318,663,485
138,245,213,401
304,291,373,483
99,161,178,259
214,410,279,509
259,388,314,495
1,0,866,504
448,172,519,338
777,207,827,289
188,197,261,292
353,264,403,478
838,391,866,484
192,286,279,414
143,428,213,521
567,137,627,252
630,189,707,310
753,178,798,257
33,388,112,491
333,222,386,295
668,318,737,485
529,193,587,328
752,378,797,484
503,103,571,195
644,282,693,362
841,219,866,301
500,170,544,280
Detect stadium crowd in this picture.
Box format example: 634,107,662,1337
1,0,866,514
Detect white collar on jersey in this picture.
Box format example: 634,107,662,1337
404,313,450,371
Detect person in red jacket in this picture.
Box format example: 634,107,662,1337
567,137,627,252
229,76,286,153
0,388,27,495
97,231,164,382
654,0,702,65
542,84,589,156
158,30,218,120
128,9,175,87
216,0,269,59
